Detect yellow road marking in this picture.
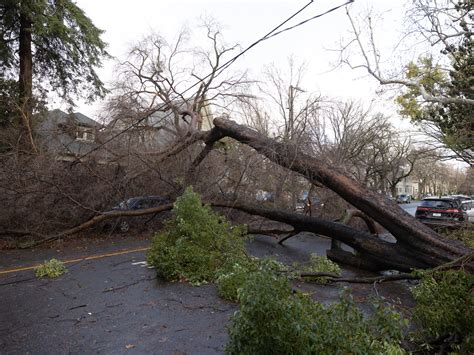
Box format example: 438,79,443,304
0,246,150,275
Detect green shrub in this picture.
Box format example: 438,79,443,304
35,258,68,278
146,187,248,285
298,254,341,283
216,259,256,301
216,258,289,301
226,268,407,354
440,227,474,248
411,270,474,352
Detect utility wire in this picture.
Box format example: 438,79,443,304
74,0,354,162
264,0,354,41
213,0,315,76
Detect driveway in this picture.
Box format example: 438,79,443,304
0,234,415,354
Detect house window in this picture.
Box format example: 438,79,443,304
76,126,95,141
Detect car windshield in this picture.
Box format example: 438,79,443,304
117,198,139,209
420,200,458,209
115,196,168,210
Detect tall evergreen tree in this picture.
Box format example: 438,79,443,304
0,0,109,152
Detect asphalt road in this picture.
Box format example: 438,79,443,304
398,201,421,216
0,234,415,354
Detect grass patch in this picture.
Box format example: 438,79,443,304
35,258,68,278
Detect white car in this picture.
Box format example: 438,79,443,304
460,200,474,223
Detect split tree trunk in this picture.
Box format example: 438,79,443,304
205,118,472,272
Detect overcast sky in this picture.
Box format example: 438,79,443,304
66,0,413,119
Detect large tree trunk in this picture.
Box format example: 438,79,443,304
18,9,37,153
208,118,472,271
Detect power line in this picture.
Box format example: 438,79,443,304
213,0,316,76
264,0,354,41
75,0,354,162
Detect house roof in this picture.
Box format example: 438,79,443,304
45,109,101,127
37,109,100,158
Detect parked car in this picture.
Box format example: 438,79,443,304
460,200,474,223
256,190,275,202
396,194,412,204
295,195,323,214
415,197,468,227
103,195,171,232
448,194,471,202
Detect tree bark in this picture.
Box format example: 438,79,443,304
207,118,472,271
15,203,174,248
213,201,434,271
18,8,37,153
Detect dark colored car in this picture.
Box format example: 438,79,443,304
415,197,468,227
104,196,171,232
396,194,412,204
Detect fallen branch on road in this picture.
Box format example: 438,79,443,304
17,203,174,249
299,251,474,283
300,271,419,284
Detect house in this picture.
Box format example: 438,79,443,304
37,109,102,162
104,100,213,151
395,175,420,197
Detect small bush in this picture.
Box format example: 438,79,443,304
440,227,474,248
411,270,474,352
35,258,68,278
216,259,256,301
298,254,341,283
146,187,248,285
226,268,407,354
216,258,288,301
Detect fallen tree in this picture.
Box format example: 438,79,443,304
202,117,473,272
8,117,472,272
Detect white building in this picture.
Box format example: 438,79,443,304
395,176,420,197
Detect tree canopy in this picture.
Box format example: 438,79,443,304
396,3,473,165
0,0,109,106
343,0,473,165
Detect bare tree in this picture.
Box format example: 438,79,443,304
339,1,473,164
308,100,390,180
413,155,467,195
341,2,473,106
108,20,252,143
306,100,429,196
251,59,322,208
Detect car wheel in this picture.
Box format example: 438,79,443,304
119,221,130,233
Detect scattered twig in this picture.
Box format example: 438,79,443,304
432,251,474,272
103,276,154,293
299,251,474,283
300,271,419,284
68,304,87,310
